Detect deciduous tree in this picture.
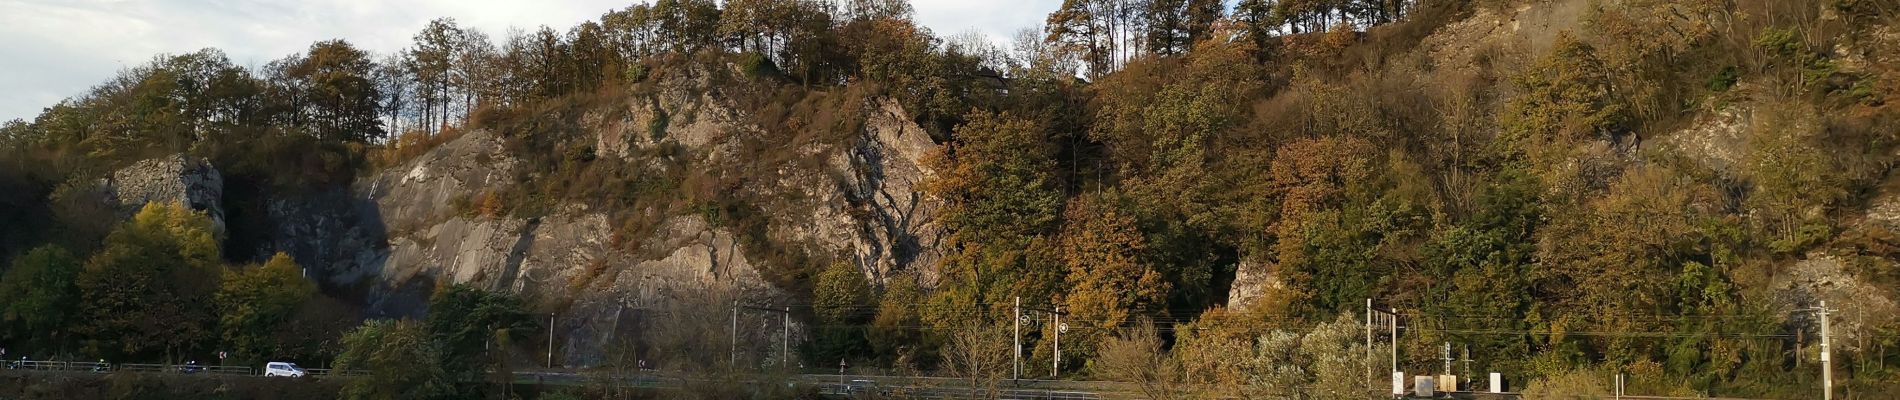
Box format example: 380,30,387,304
0,246,82,350
812,261,874,362
337,319,451,400
1090,322,1188,399
273,40,385,142
1059,192,1167,356
926,111,1066,323
407,18,468,135
941,323,1011,396
424,283,537,381
76,202,222,361
215,252,317,360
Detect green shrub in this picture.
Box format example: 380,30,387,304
648,107,671,140
1707,65,1739,92
335,319,451,400
1754,28,1802,57
624,63,651,83
1522,369,1611,400
738,52,781,78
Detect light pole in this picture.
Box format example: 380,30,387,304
1814,301,1835,400
1013,296,1021,382
731,300,739,367
1369,306,1402,397
547,313,555,368
783,305,791,369
1052,306,1061,378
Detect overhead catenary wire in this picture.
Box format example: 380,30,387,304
650,298,1858,342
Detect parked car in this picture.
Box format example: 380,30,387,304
263,362,306,377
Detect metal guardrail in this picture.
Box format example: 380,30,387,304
306,368,365,377
120,363,171,373
9,359,363,379
8,361,251,376
204,365,255,375
4,360,110,372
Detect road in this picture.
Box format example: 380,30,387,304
6,361,1791,400
512,370,1109,399
5,359,1105,398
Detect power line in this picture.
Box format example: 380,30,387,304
1409,328,1800,339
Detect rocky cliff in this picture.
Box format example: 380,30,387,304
103,154,226,233
247,73,944,365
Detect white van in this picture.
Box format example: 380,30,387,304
263,362,306,377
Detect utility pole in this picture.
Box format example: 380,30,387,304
1442,342,1453,376
1370,305,1401,397
1391,308,1399,381
731,300,739,367
547,313,555,368
783,305,791,369
1819,301,1834,400
1366,299,1374,396
1052,307,1061,378
1462,345,1472,390
1013,296,1021,382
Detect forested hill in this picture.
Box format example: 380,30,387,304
2,0,1899,398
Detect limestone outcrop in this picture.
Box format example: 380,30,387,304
261,77,944,365
104,154,226,232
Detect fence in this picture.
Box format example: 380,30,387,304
7,360,251,376
306,368,365,377
4,360,109,372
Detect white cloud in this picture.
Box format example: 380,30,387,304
913,0,1059,43
0,0,1058,122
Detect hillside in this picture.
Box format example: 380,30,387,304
1,0,1898,398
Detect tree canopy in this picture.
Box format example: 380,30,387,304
0,0,1896,397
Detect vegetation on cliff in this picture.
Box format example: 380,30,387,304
1,0,1898,397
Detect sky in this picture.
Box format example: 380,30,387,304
0,0,1061,122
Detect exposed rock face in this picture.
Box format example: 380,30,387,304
1226,258,1280,311
1776,253,1898,352
262,188,385,283
362,129,520,234
264,128,786,365
807,98,944,285
364,206,786,365
1862,194,1900,229
593,76,945,286
593,67,757,161
1418,0,1591,76
1663,105,1754,174
263,81,945,365
105,154,226,231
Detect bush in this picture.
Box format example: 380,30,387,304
738,52,781,78
624,63,652,83
1707,65,1740,92
648,107,670,140
1754,28,1803,58
335,319,450,400
1522,369,1612,400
